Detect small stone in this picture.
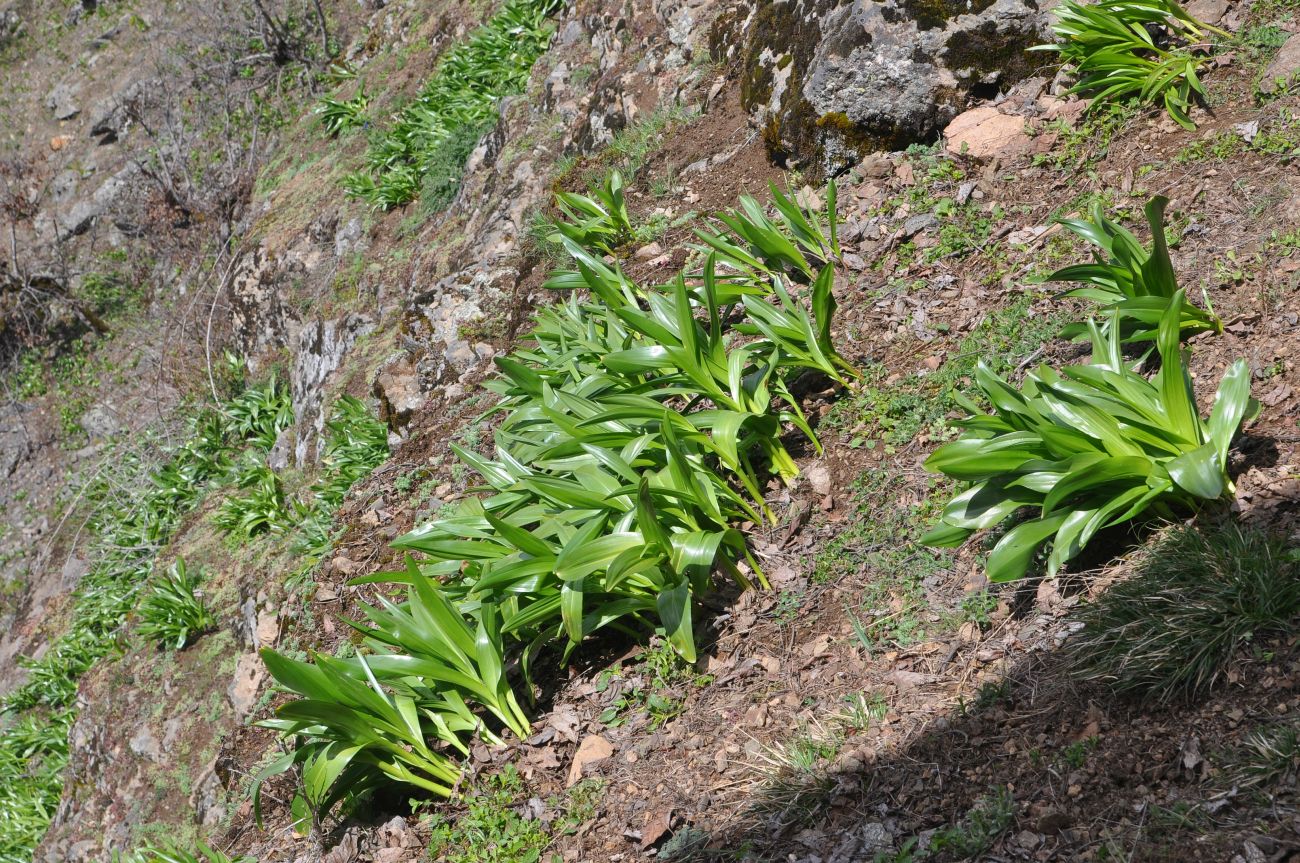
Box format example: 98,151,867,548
804,463,832,496
634,242,663,261
332,555,360,576
859,154,893,178
567,734,614,786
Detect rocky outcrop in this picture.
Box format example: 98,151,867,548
291,312,375,464
730,0,1050,175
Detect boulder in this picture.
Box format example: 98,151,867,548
1259,33,1300,96
45,81,81,121
733,0,1050,175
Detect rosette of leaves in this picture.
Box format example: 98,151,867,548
922,291,1256,581
1033,0,1225,129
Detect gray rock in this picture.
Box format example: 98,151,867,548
128,725,161,761
737,0,1049,175
88,79,153,144
903,213,938,237
79,403,120,439
1260,33,1300,96
267,426,293,471
333,216,364,259
45,81,82,121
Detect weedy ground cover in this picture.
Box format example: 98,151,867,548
344,0,564,209
255,180,855,822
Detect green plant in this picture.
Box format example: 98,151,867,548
922,292,1256,582
315,90,369,136
931,787,1015,857
345,0,564,209
1068,522,1300,701
693,182,840,283
1033,0,1224,129
136,558,217,650
224,376,294,450
1046,196,1221,342
544,169,633,253
259,181,853,819
254,649,464,820
213,460,297,538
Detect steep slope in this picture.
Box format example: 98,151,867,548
3,0,1300,861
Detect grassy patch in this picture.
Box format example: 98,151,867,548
1068,522,1300,702
425,767,602,863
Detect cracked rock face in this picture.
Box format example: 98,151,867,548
735,0,1049,176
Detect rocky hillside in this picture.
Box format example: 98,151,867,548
3,0,1300,861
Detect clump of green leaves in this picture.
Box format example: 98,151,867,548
544,169,633,253
1047,196,1221,342
213,459,297,539
136,558,217,650
1034,0,1224,129
315,90,369,136
224,376,294,450
1069,522,1300,701
258,181,853,818
344,0,564,208
923,292,1256,582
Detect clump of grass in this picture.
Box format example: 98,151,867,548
1235,724,1300,788
1068,522,1300,701
136,558,217,650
